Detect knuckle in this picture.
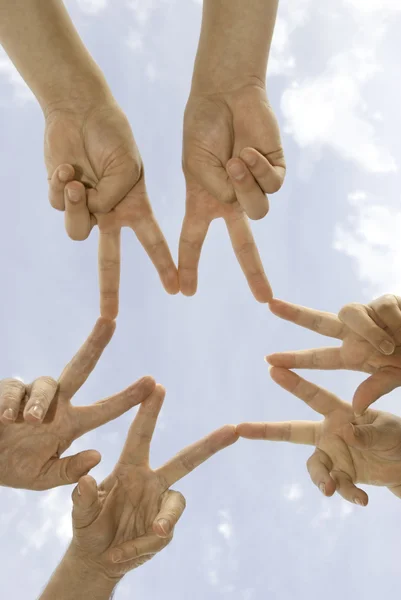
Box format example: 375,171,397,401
38,376,57,389
338,302,361,321
375,294,397,311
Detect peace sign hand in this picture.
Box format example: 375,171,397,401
238,367,401,506
0,319,155,490
69,385,238,581
267,296,401,415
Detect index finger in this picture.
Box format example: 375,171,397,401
269,299,345,339
98,229,121,320
58,318,116,399
156,425,238,488
225,212,272,302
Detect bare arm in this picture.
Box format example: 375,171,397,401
191,0,279,93
38,546,119,600
0,0,111,112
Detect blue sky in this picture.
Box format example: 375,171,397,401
1,0,401,598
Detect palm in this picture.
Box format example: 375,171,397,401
268,298,401,413
179,85,285,302
44,100,178,319
238,367,401,505
0,319,154,491
71,386,238,580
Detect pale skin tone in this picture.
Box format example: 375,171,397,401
0,0,284,310
0,318,156,490
238,367,401,505
180,0,285,300
40,385,239,599
266,295,401,415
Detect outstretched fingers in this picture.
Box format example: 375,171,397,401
98,228,121,320
117,384,165,466
269,367,349,416
58,319,116,399
156,424,238,489
178,210,211,296
152,490,186,538
131,213,179,296
269,299,345,339
237,420,318,445
75,376,156,435
225,211,272,302
266,347,344,370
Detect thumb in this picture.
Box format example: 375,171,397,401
45,450,101,488
353,369,401,416
86,165,141,214
71,474,101,529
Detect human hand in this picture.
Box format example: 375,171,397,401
179,84,285,301
68,385,238,581
238,367,401,505
267,296,401,415
44,98,179,319
0,318,155,490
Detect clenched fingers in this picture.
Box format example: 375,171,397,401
48,163,75,211
111,533,171,564
306,448,336,497
24,376,58,424
226,156,269,221
64,181,95,241
0,378,25,423
152,490,186,538
339,302,396,355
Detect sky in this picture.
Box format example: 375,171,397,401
1,0,401,598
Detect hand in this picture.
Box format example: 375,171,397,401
68,385,238,581
238,367,401,505
267,296,401,415
0,318,155,490
44,98,179,319
179,84,285,301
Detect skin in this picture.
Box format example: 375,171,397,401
179,0,285,300
40,385,239,599
266,296,401,415
0,318,156,490
45,98,179,319
238,367,401,505
180,84,283,302
0,0,178,321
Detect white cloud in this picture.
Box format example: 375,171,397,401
75,0,108,14
344,0,401,13
334,192,401,294
283,483,304,501
0,48,35,104
217,509,234,542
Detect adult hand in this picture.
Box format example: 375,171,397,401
238,367,401,504
68,385,238,581
180,84,285,301
44,98,179,319
0,318,155,490
267,296,401,415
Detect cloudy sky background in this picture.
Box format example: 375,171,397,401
1,0,401,598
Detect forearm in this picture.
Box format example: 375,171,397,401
0,0,112,112
191,0,279,94
39,546,119,600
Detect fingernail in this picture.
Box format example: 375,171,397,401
3,408,16,421
157,519,170,536
77,484,81,496
67,188,80,202
112,550,123,563
241,150,257,167
354,498,364,506
59,170,71,181
379,340,394,355
29,404,44,420
319,483,326,495
227,162,246,181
